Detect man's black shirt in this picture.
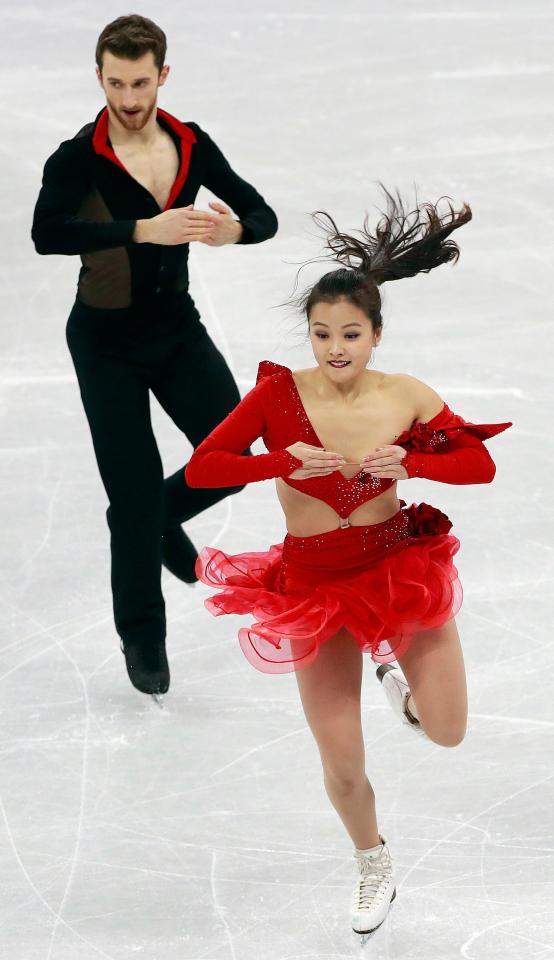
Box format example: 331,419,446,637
32,107,278,311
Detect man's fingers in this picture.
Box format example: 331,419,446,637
181,236,214,244
181,229,215,240
178,233,216,245
180,207,217,218
209,200,231,214
180,209,219,223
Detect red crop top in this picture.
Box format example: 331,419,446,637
185,360,512,519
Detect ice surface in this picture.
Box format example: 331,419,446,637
1,1,553,957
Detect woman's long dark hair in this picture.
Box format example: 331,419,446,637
294,186,472,331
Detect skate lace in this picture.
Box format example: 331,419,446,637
354,848,393,909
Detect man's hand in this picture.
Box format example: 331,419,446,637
286,442,345,480
133,205,217,245
199,201,243,246
361,445,408,480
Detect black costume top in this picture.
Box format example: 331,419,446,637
31,107,278,311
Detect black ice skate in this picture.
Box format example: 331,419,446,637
120,636,170,702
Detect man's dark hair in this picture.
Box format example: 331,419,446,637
96,14,167,73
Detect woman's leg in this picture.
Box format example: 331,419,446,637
294,628,380,849
396,618,468,747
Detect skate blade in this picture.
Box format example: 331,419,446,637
151,693,165,708
355,924,382,946
358,925,386,946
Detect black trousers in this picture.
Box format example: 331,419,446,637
66,292,245,645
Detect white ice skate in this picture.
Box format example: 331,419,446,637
351,836,396,936
376,664,425,737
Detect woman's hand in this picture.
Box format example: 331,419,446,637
286,442,345,479
361,445,409,480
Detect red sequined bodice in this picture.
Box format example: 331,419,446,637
256,360,395,519
184,360,512,503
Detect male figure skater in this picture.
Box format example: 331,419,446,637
31,15,278,697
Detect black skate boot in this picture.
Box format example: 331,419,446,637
121,636,170,703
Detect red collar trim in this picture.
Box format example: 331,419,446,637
92,107,197,210
156,109,197,209
92,108,128,174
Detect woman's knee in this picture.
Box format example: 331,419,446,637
322,758,369,795
424,718,467,748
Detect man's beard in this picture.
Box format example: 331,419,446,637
108,96,157,130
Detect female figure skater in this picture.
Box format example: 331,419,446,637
184,190,511,936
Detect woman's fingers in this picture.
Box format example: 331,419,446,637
310,448,344,461
286,442,344,465
362,456,398,469
299,450,344,469
303,468,340,478
363,466,408,480
288,466,340,480
310,456,344,467
306,463,343,475
363,445,406,465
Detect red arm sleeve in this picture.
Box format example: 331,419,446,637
397,405,512,485
403,433,496,483
185,380,303,488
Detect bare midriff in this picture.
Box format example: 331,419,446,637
275,479,401,537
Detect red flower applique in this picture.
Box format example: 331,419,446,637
406,502,453,537
397,421,449,453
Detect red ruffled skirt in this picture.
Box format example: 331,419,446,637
195,501,462,674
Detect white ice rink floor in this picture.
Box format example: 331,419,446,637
2,1,554,957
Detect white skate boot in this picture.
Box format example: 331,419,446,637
351,835,396,936
376,664,425,737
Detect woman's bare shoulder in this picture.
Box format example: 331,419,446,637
291,366,319,392
383,372,445,421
